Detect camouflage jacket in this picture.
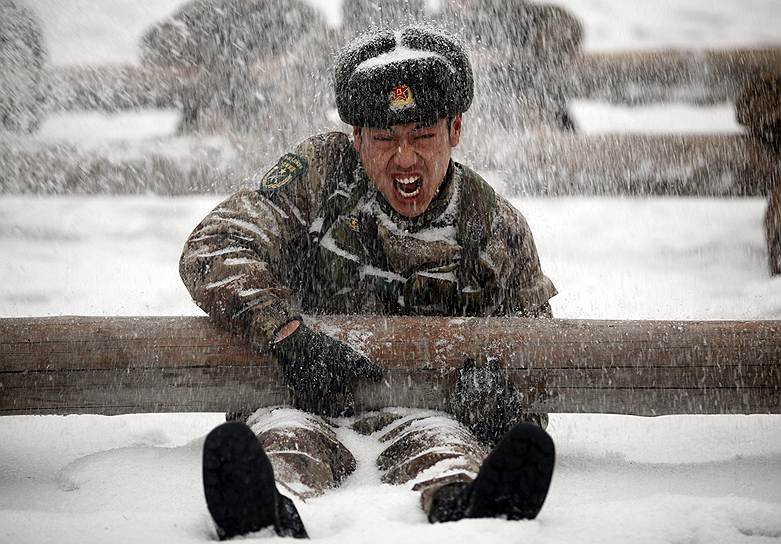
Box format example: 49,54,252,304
180,132,557,350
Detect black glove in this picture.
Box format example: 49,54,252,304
448,357,547,446
272,322,383,416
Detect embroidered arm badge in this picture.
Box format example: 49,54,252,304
258,153,309,191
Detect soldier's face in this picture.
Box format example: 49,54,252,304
353,116,462,218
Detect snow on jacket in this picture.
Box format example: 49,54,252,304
179,131,557,350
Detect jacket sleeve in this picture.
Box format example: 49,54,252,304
487,195,558,318
179,134,340,349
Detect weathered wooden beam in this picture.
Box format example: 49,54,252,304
503,133,779,196
40,48,781,113
0,135,244,195
566,47,781,105
1,316,778,416
1,133,775,196
43,65,190,112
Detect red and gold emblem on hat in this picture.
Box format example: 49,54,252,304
389,84,415,111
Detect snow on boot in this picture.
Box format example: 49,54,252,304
428,423,555,523
449,356,549,446
202,422,308,539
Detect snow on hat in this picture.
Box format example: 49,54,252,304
333,25,473,128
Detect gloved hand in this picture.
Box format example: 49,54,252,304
272,321,384,416
448,356,548,446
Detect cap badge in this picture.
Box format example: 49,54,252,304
389,84,415,111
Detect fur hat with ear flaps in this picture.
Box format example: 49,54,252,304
333,25,473,129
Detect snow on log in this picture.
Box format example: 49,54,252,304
1,133,774,196
39,48,781,113
0,316,778,416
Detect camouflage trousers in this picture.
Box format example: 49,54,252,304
243,407,489,514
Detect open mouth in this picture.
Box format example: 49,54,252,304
393,176,423,198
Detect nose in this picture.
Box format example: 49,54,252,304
394,139,417,169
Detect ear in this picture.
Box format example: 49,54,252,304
352,126,362,152
449,114,462,147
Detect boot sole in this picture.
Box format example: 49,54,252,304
203,422,278,539
467,422,555,520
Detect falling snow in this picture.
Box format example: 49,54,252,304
1,0,781,543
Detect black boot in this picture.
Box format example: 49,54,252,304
203,422,309,539
428,423,555,523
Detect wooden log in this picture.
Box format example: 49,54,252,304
0,135,244,195
567,48,781,105
43,65,189,112
40,48,781,113
503,133,780,196
1,316,778,416
2,132,776,196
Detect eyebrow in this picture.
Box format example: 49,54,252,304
371,122,437,137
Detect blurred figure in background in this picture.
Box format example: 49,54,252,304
442,0,582,133
140,0,582,142
0,0,46,133
140,0,335,138
736,68,781,276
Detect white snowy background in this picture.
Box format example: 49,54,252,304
2,1,781,543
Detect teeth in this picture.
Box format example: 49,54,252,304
394,176,421,198
395,176,419,185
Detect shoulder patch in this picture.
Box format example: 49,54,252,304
258,153,309,192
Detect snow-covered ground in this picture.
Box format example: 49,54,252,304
1,412,780,544
1,195,780,321
2,1,781,543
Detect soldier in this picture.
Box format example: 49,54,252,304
736,68,781,276
0,0,46,133
140,0,332,135
181,25,558,539
442,0,583,133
